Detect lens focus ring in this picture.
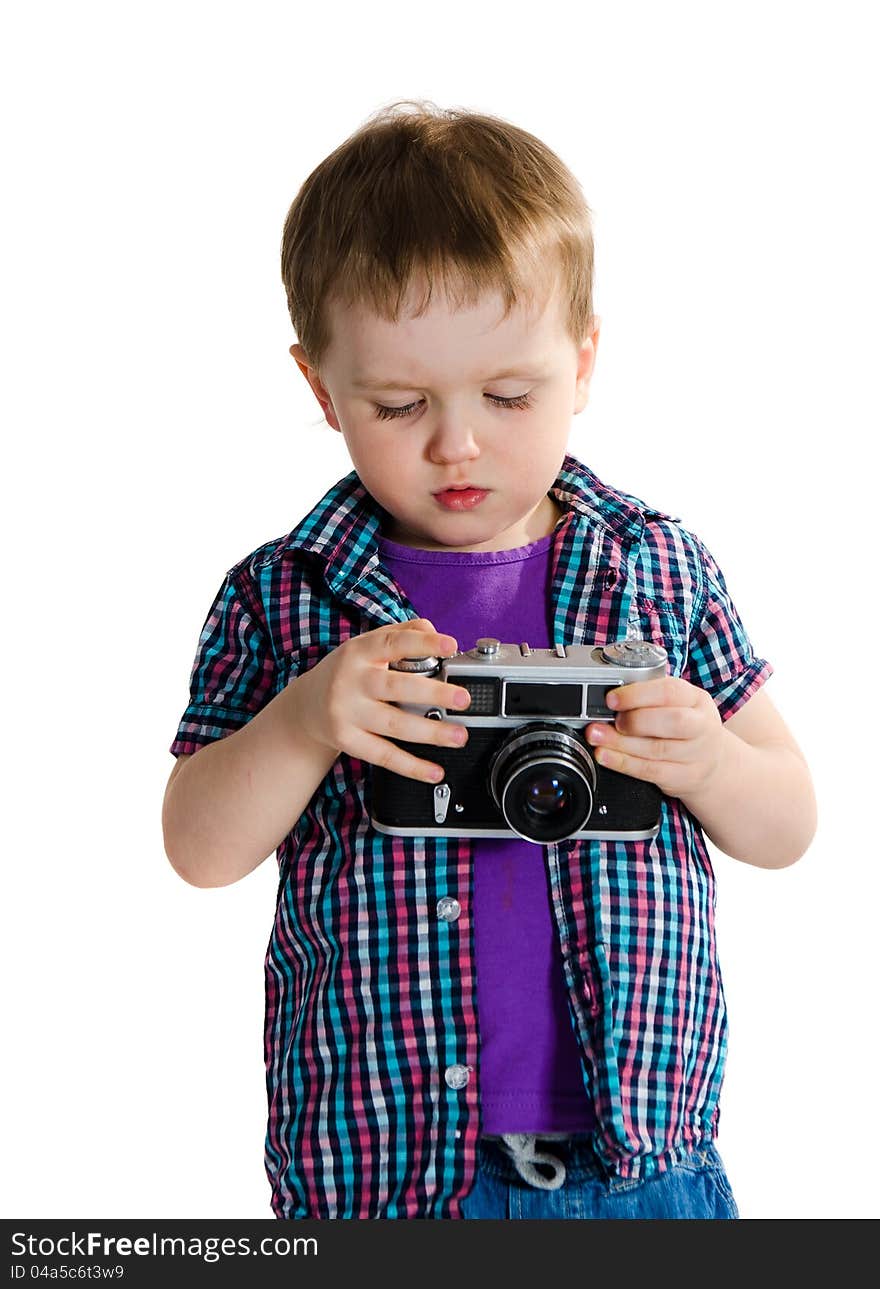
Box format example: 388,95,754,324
488,723,597,844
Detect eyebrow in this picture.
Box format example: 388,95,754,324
352,365,549,392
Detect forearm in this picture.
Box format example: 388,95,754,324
677,730,817,869
162,672,339,888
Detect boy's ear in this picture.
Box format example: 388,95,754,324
289,344,342,432
573,316,601,415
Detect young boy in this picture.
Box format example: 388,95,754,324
163,102,816,1220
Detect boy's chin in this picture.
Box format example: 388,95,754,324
380,517,472,551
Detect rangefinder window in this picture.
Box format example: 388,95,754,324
586,683,622,717
502,682,583,718
456,676,501,716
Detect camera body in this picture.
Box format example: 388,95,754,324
369,637,668,844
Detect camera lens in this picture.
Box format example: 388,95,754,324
524,773,570,819
488,723,597,844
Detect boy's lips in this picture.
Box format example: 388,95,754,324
433,486,490,511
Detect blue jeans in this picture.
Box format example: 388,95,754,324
459,1133,739,1219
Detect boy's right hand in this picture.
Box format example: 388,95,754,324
291,618,472,783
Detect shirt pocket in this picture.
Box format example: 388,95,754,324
627,593,688,677
277,642,333,690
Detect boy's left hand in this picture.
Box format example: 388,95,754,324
585,677,725,799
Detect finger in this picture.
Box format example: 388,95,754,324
589,705,701,741
373,702,469,753
586,726,694,764
372,622,458,663
588,743,683,783
369,667,472,712
606,676,699,712
353,727,450,784
407,617,441,636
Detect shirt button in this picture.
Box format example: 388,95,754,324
444,1063,472,1090
436,897,461,922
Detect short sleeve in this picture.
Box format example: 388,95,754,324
682,532,773,723
169,570,277,757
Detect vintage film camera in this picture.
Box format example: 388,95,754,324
369,637,668,845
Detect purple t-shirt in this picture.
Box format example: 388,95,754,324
377,530,597,1135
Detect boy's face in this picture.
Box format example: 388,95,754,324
290,278,600,552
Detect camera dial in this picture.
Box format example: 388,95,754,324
389,655,442,674
601,640,667,668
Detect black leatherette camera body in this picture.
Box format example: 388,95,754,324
369,637,668,844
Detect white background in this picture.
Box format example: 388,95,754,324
3,0,878,1221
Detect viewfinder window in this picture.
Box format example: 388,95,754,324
503,682,583,717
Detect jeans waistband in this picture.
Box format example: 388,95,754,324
477,1131,724,1194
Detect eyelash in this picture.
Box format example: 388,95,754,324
373,392,534,421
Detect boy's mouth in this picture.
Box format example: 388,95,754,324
433,485,490,511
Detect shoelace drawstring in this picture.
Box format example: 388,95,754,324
493,1132,570,1191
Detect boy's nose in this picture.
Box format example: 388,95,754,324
427,422,480,465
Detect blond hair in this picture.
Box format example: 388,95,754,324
280,100,595,375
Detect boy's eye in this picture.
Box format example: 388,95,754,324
373,392,534,421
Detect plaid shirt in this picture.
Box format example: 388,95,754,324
170,452,772,1218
